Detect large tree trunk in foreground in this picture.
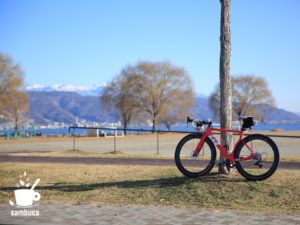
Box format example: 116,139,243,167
219,0,233,173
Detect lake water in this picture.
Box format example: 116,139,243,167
30,123,300,136
171,124,300,132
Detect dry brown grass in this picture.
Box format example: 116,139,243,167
0,162,299,214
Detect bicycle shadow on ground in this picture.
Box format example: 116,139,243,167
1,172,247,193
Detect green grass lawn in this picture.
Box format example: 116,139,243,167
0,162,299,214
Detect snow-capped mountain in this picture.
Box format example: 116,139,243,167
25,83,106,96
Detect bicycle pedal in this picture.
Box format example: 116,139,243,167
254,161,263,168
192,153,199,157
226,163,235,170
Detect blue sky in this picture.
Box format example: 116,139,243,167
1,0,300,112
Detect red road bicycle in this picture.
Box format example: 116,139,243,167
175,117,280,181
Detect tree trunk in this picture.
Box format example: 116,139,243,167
152,118,156,133
14,108,19,135
122,115,128,135
166,123,171,131
219,0,233,173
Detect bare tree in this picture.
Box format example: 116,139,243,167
232,75,275,119
5,91,29,132
100,66,140,135
219,0,233,173
101,61,194,133
0,54,23,90
135,61,194,132
208,75,275,120
0,53,23,110
0,52,28,132
208,85,220,121
159,92,194,130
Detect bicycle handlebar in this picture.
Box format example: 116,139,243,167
187,116,255,131
187,116,212,128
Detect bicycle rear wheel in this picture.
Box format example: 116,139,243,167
175,134,216,178
234,134,280,181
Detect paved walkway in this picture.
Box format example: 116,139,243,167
0,202,299,225
1,154,299,169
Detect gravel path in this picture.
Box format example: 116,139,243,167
1,133,300,156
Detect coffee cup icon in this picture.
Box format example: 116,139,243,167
14,189,41,207
13,178,41,207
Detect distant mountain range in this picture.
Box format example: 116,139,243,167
25,83,106,96
25,86,300,125
27,91,117,125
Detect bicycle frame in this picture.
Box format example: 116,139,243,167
194,127,255,162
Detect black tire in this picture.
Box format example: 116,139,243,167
234,134,280,181
175,133,216,178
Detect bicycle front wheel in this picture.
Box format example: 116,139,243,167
175,134,216,178
235,134,280,181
